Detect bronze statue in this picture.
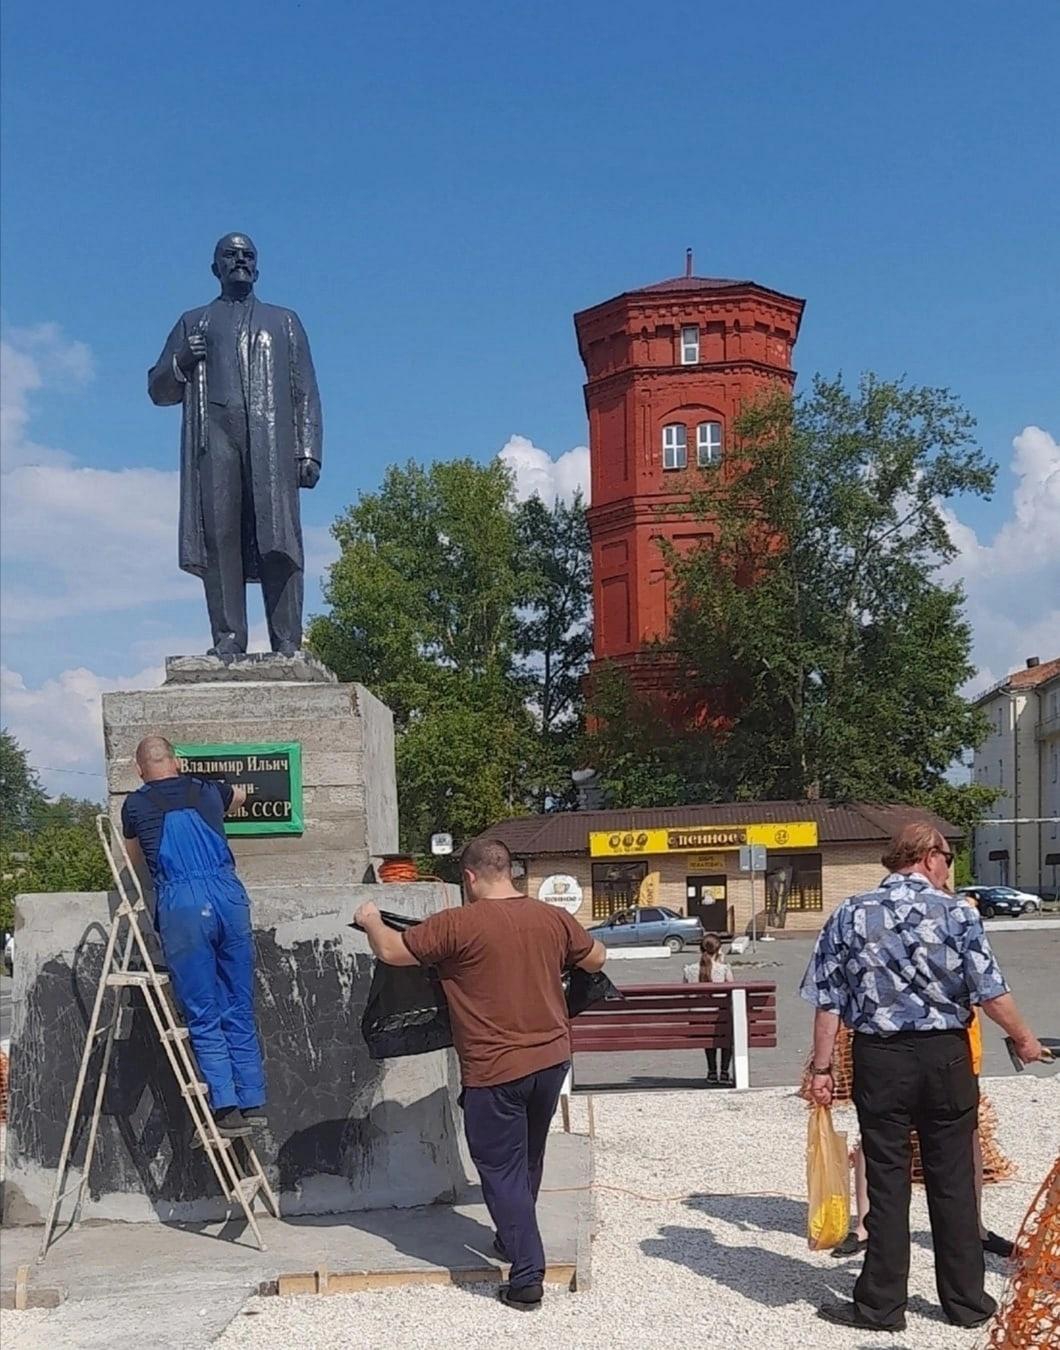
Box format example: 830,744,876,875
149,234,322,656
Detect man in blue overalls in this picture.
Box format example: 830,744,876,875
122,735,266,1137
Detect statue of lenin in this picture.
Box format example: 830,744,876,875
149,233,322,656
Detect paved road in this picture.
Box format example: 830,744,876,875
575,928,1060,1091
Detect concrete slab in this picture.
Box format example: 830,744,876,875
0,1132,591,1350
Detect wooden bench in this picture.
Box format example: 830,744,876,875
563,982,777,1120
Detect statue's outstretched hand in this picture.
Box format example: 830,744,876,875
298,459,321,489
176,328,207,376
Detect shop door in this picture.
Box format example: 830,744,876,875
686,876,728,932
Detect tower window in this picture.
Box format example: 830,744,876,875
680,326,699,365
697,421,723,467
662,424,687,470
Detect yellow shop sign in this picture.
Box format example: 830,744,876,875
589,822,818,858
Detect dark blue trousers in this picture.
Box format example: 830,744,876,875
461,1060,569,1290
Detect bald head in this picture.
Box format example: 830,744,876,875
135,736,180,782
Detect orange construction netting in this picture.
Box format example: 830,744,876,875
986,1155,1060,1348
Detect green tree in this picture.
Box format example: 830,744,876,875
588,375,1001,830
308,459,535,850
0,732,110,932
514,492,593,811
310,461,595,847
1,728,49,836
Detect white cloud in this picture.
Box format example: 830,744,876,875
498,434,590,505
1,662,163,799
0,324,92,470
303,523,341,580
0,322,198,630
944,426,1060,691
0,463,196,628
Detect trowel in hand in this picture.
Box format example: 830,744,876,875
1005,1036,1059,1076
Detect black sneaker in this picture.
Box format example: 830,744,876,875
818,1301,905,1333
498,1282,543,1311
213,1107,251,1138
830,1231,868,1258
706,1072,720,1086
982,1231,1015,1259
241,1106,269,1128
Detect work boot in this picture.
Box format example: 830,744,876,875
241,1106,269,1127
498,1282,543,1311
213,1107,251,1138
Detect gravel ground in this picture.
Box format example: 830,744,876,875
208,1077,1057,1350
4,1077,1055,1350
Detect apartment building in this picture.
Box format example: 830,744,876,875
972,655,1060,896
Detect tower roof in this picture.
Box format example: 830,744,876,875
573,272,806,329
632,274,750,293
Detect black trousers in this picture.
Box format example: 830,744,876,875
461,1061,569,1290
705,1047,732,1077
852,1030,996,1329
201,405,303,654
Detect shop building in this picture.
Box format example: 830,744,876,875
491,800,959,936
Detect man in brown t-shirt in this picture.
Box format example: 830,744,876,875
354,837,606,1310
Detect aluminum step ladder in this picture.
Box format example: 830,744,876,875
38,815,279,1261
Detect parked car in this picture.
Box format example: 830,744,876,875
589,906,705,953
956,886,1041,918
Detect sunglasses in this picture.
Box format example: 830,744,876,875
934,847,955,866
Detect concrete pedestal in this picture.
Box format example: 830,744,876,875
102,662,398,888
3,883,468,1227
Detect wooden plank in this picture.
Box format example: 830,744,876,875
275,1264,577,1296
573,1011,726,1029
573,1036,730,1052
574,1026,730,1038
621,988,777,999
577,999,731,1016
574,1030,777,1050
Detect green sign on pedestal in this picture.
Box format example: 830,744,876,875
174,742,303,836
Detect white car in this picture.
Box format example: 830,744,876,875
956,886,1041,917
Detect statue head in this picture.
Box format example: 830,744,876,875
212,233,258,295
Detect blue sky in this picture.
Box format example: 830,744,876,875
2,1,1058,795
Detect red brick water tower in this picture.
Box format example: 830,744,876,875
574,255,805,706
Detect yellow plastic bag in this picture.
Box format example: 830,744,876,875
806,1104,851,1251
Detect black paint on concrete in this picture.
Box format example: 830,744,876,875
5,921,462,1225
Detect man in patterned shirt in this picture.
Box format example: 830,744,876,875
800,821,1043,1334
